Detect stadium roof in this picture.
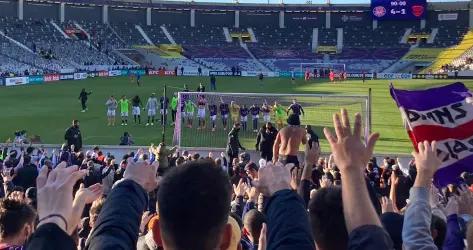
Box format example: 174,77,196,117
31,0,470,10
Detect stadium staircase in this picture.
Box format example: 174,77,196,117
160,25,176,45
312,28,318,51
223,27,232,42
336,28,343,51
50,20,69,39
239,40,270,72
423,30,473,73
0,31,33,53
247,28,257,42
401,28,412,44
427,28,439,44
107,24,127,45
135,25,154,45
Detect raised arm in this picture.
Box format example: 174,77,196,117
86,160,158,249
254,162,314,249
324,109,392,249
402,141,441,250
272,132,281,163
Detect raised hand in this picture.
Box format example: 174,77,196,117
253,162,291,197
290,167,302,190
323,109,379,173
323,109,382,233
36,162,88,233
139,211,155,234
123,158,159,192
258,223,267,250
233,179,248,197
75,183,103,205
411,141,441,188
70,183,103,234
457,185,473,216
381,196,395,214
319,177,332,189
304,141,320,166
1,168,16,183
246,186,259,203
445,196,459,216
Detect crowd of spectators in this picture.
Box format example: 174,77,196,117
0,109,472,250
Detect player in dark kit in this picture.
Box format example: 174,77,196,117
219,101,230,131
78,88,92,112
287,99,305,117
131,95,143,124
239,105,249,131
209,103,218,132
250,104,261,132
136,73,141,86
160,95,169,126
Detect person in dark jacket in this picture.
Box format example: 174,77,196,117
12,155,38,190
78,88,92,112
64,120,82,152
255,122,278,161
226,123,245,167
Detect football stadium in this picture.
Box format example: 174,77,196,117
1,0,473,249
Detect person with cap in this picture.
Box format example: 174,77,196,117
256,122,278,162
64,120,82,152
272,114,306,167
226,123,245,174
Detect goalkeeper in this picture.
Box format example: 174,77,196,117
273,101,286,129
184,99,197,129
230,101,240,125
170,93,178,126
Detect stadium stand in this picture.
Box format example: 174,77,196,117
0,1,470,75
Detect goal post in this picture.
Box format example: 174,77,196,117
173,91,371,151
299,62,346,74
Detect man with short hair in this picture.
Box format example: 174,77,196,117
146,94,158,126
131,95,143,124
157,160,233,250
119,96,130,126
242,209,265,250
272,114,306,167
226,123,245,169
64,120,82,151
0,199,36,249
287,99,305,117
106,96,118,126
309,187,348,250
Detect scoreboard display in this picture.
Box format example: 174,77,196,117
371,0,427,20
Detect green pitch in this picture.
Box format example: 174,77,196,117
1,76,472,154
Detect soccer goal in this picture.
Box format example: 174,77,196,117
299,62,346,74
173,91,371,151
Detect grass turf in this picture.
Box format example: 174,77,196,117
1,76,472,154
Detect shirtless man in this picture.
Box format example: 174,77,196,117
272,113,307,167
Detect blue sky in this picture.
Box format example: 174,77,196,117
176,0,467,4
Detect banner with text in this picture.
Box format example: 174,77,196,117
390,82,473,187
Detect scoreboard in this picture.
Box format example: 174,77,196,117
371,0,427,20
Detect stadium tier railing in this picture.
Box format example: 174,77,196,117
0,143,412,163
0,67,452,87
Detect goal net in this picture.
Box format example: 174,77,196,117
299,63,346,77
173,92,370,151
